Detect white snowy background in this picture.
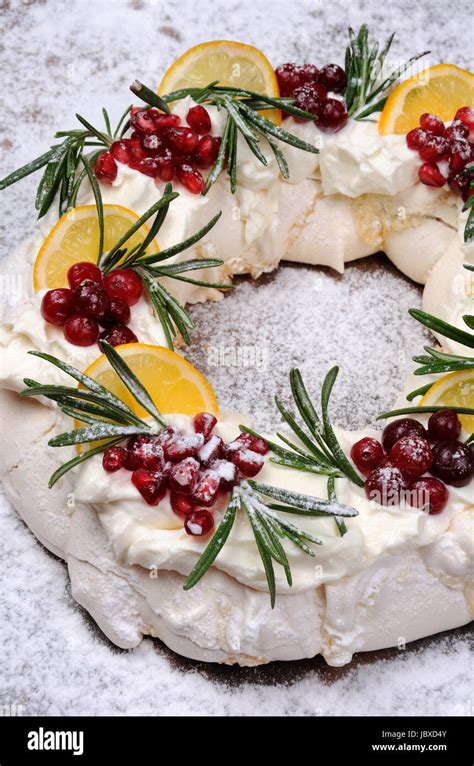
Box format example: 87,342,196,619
0,0,472,716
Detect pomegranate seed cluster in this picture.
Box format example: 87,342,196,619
274,62,348,133
95,105,221,195
406,107,474,197
351,410,473,513
102,413,269,537
40,261,143,347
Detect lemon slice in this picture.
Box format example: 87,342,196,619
33,205,160,290
379,64,474,135
419,369,474,432
82,343,219,421
158,40,280,124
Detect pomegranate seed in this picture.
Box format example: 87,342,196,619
226,433,269,455
350,437,385,476
110,140,132,165
165,127,199,154
128,136,147,161
176,163,205,194
230,448,264,477
63,315,99,346
168,457,200,494
103,269,143,306
448,139,472,172
131,108,158,135
389,434,432,479
382,419,428,451
197,434,223,466
210,459,239,490
454,106,474,132
74,279,110,320
431,441,473,486
274,63,305,97
409,477,449,514
448,171,471,197
99,325,138,347
318,64,347,93
194,135,221,167
170,492,194,516
428,410,462,442
317,98,348,133
365,465,407,506
186,105,212,135
67,262,102,290
418,163,446,187
418,136,448,162
155,148,175,181
194,412,217,439
41,288,75,326
127,435,164,471
419,113,445,136
102,446,128,473
156,426,177,450
165,434,204,461
300,63,320,84
406,128,428,150
94,152,117,183
191,469,221,507
100,298,131,327
141,134,164,154
293,82,326,120
131,468,166,505
129,156,161,178
184,510,214,537
446,120,470,141
153,113,181,131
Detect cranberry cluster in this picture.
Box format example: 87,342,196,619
95,105,221,195
406,107,474,196
275,62,348,132
102,413,269,536
40,261,143,347
351,410,473,513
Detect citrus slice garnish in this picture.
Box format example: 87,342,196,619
419,369,474,432
379,64,474,135
33,205,160,290
158,40,281,124
81,343,219,422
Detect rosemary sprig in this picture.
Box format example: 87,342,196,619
183,479,357,606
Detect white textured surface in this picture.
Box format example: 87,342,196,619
0,0,471,716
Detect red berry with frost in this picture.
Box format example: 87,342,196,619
94,152,117,183
365,465,406,506
166,127,199,155
431,441,473,486
210,459,239,490
293,82,327,120
153,113,181,131
186,105,212,135
168,457,200,494
102,446,128,473
300,63,320,84
184,509,214,537
382,418,428,451
232,433,269,455
130,156,161,178
275,63,305,97
454,106,474,132
194,135,221,167
131,468,166,505
406,128,428,150
165,433,204,461
128,136,147,161
194,412,217,439
448,171,471,197
176,163,205,194
170,492,194,516
141,134,164,154
99,325,138,347
389,434,432,479
197,434,223,466
428,410,462,442
318,98,348,133
409,477,449,514
419,113,445,136
127,434,164,471
67,262,102,290
41,288,75,326
156,426,177,450
448,139,472,172
419,136,448,162
74,279,110,320
103,269,143,306
100,298,131,327
231,448,264,477
191,469,221,507
418,163,446,187
350,437,385,476
110,140,132,164
318,64,347,93
131,108,158,135
63,315,99,346
446,120,470,142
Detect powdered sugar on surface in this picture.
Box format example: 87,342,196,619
0,0,471,717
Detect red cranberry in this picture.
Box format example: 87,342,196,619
227,433,269,455
275,63,305,97
454,106,474,132
431,441,473,486
67,262,102,290
389,434,432,479
419,113,445,136
318,64,347,93
418,163,446,187
300,63,320,84
170,492,194,516
406,128,429,150
131,468,166,505
165,433,204,461
446,120,470,141
100,298,131,327
197,434,223,466
63,315,99,346
103,269,143,306
176,163,205,194
194,135,221,167
293,82,327,120
409,477,449,514
210,459,239,490
168,457,200,494
448,139,472,173
194,412,217,439
155,148,175,181
94,152,117,183
74,279,110,320
153,113,181,131
186,105,212,135
365,465,407,506
110,140,132,165
191,469,221,507
41,288,75,326
102,446,128,473
428,410,462,442
127,434,164,471
350,437,385,476
131,107,158,135
184,509,214,536
99,325,138,347
318,98,348,133
130,156,161,178
382,418,428,451
141,134,164,154
230,448,264,477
